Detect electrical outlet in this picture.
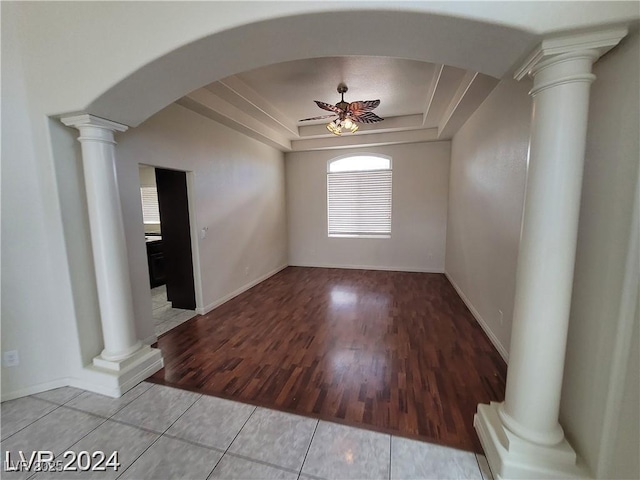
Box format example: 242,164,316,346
498,310,504,325
244,266,249,276
4,350,19,367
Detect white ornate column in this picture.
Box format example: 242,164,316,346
62,114,163,395
474,29,627,479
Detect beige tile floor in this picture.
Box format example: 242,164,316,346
1,383,494,480
152,285,196,336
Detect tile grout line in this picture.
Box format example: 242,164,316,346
5,385,152,478
475,452,493,480
297,419,320,478
2,388,85,443
39,389,121,469
114,389,202,479
389,435,393,480
10,397,84,480
157,402,308,476
1,402,65,443
203,404,258,479
161,432,226,455
27,408,112,479
64,381,155,421
219,451,301,476
475,453,485,480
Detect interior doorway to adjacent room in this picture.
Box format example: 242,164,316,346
139,165,197,335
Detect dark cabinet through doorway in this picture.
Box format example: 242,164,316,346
155,168,196,310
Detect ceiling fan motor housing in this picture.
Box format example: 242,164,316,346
336,101,349,112
336,83,349,112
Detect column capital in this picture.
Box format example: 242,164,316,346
514,27,628,81
61,114,128,145
61,113,129,133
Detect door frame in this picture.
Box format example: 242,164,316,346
139,164,204,315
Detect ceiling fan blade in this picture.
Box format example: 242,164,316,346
351,111,384,124
315,101,342,114
348,100,380,115
298,114,337,122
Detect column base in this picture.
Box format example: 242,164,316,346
77,346,163,398
474,402,588,480
93,344,153,371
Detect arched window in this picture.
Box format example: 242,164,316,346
327,154,392,237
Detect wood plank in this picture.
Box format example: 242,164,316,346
150,267,506,452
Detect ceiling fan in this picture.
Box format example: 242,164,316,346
299,83,383,135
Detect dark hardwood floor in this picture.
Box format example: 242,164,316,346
149,267,506,452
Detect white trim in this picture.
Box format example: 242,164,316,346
186,171,204,313
514,27,628,80
1,378,72,402
423,64,444,125
73,348,163,398
289,262,444,274
0,352,163,401
61,113,129,132
474,402,586,480
196,264,288,315
445,271,509,363
328,234,391,239
327,153,392,173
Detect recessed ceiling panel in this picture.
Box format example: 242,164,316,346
232,56,436,122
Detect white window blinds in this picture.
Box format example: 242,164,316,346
140,186,161,224
327,169,392,237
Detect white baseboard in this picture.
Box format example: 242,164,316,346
196,264,288,315
2,348,164,401
445,271,509,363
289,262,444,274
1,378,72,402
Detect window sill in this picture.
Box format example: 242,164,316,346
328,234,391,239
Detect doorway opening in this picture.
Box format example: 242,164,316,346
139,164,197,335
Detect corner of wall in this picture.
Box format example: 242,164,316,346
444,271,509,362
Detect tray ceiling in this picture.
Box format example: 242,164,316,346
177,56,499,152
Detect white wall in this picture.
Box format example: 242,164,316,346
445,78,532,359
117,103,288,340
1,7,85,398
138,165,156,187
286,142,450,272
560,31,639,480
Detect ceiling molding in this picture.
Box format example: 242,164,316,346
421,65,467,128
218,76,299,134
438,71,477,137
177,89,292,151
437,73,499,139
205,79,298,136
178,57,502,152
423,64,444,126
291,128,439,152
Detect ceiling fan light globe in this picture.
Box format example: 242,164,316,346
326,121,342,136
350,123,359,133
343,118,354,129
